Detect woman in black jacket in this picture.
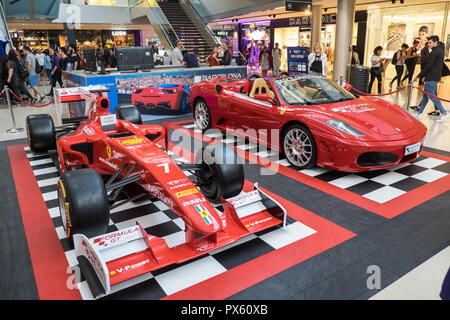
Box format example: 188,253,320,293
6,49,35,104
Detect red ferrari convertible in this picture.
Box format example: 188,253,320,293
190,74,427,172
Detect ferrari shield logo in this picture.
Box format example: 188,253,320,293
194,204,212,225
106,145,112,158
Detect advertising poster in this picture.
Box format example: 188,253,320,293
287,47,309,75
386,23,406,51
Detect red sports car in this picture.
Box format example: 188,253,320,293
190,74,427,172
131,84,190,115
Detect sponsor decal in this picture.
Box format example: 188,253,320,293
280,108,286,116
169,182,192,190
121,138,145,145
245,217,273,228
331,104,374,113
175,188,199,198
182,198,206,207
110,259,151,275
98,157,119,170
228,190,261,208
145,184,175,209
93,226,140,248
82,126,95,136
167,178,189,186
106,145,112,158
194,204,213,225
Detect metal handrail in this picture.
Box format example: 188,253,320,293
129,0,181,49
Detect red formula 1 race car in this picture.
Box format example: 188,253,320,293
25,87,286,298
131,84,191,115
190,74,427,172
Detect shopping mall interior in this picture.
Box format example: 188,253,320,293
0,0,449,305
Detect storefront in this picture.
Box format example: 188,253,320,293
9,27,143,51
238,21,271,68
365,2,450,80
270,12,366,74
10,30,50,50
208,23,239,57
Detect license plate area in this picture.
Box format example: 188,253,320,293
404,142,421,156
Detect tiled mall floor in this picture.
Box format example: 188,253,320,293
370,246,449,300
0,77,448,300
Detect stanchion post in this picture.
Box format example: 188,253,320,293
5,86,24,134
405,82,413,111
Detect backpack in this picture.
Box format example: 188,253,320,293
391,50,399,65
35,60,43,74
17,61,29,80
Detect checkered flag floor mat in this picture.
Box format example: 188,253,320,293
180,122,450,204
24,145,317,300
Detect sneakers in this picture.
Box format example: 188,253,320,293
39,95,45,102
428,111,440,116
410,106,420,111
413,112,423,120
436,114,449,123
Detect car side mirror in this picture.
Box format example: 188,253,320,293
254,93,275,104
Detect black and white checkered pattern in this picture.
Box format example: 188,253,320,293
24,145,316,300
180,122,450,204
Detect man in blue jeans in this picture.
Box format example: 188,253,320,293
413,35,448,123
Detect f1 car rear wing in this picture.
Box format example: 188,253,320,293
74,185,286,299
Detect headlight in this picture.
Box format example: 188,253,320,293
326,119,364,137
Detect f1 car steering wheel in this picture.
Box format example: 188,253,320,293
247,73,262,81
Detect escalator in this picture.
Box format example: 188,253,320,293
130,0,228,63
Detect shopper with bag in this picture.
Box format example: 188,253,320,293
6,49,35,105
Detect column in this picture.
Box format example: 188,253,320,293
310,4,322,49
64,24,77,48
63,0,76,48
333,0,356,82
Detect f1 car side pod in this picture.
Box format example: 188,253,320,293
74,184,286,298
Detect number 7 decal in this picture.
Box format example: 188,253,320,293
157,163,170,173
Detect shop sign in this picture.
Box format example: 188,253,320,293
288,14,336,27
112,31,127,37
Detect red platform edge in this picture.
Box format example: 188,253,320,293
8,144,82,300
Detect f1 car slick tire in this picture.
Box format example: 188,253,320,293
26,114,56,153
115,105,143,125
57,168,110,239
194,98,212,132
282,123,317,170
195,143,244,202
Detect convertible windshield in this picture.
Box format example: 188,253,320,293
273,75,356,105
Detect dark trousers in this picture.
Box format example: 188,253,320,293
48,69,63,96
402,62,416,84
368,67,382,94
8,79,33,103
390,65,404,87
